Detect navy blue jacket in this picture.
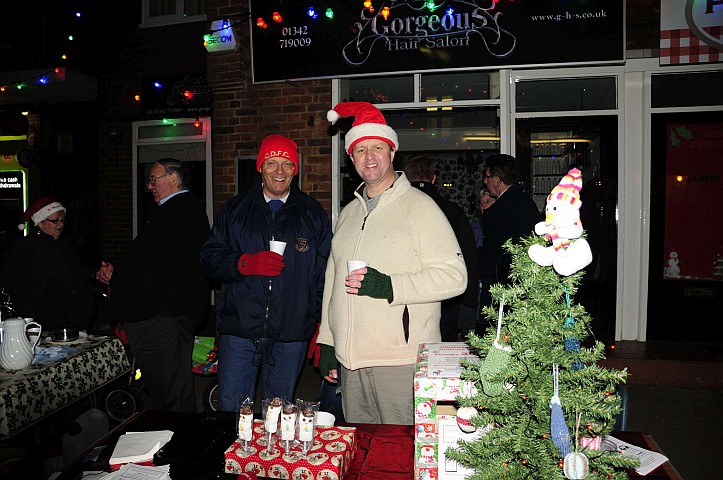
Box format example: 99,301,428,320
479,183,540,285
200,181,332,342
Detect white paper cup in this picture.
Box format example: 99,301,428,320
347,260,368,275
269,240,287,255
315,411,335,427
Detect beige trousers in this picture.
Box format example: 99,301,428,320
341,364,415,425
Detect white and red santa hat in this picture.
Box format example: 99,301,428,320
327,102,399,154
19,196,66,230
547,168,583,209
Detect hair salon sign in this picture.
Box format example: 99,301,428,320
250,0,624,83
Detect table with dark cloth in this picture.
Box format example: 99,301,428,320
0,335,130,439
55,410,682,480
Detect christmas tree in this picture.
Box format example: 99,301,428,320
447,234,640,479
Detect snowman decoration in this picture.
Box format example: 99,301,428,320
415,400,434,419
528,168,593,277
419,444,435,464
664,251,680,278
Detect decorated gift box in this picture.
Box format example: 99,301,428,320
415,342,477,402
224,420,357,480
414,343,478,480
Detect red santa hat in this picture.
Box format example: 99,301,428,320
19,196,66,230
256,134,299,175
327,102,399,154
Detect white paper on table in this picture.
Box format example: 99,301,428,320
97,463,170,480
601,435,669,476
109,430,174,465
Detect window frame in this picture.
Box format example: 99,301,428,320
141,0,206,28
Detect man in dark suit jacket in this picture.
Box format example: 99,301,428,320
96,158,210,412
478,154,540,327
403,154,480,341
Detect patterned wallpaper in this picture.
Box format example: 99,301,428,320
398,151,488,221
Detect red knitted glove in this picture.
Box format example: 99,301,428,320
238,251,284,276
308,323,321,367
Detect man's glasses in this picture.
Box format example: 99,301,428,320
146,173,170,185
45,217,66,225
262,160,295,172
483,174,497,181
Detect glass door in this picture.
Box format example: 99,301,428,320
648,111,723,342
133,117,213,235
516,116,619,343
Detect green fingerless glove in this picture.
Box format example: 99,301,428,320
318,344,337,378
357,266,394,302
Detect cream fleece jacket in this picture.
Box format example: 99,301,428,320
318,173,467,370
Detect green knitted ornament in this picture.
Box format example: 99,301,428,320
479,296,512,397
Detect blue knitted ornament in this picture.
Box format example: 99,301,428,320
550,364,572,457
564,338,581,352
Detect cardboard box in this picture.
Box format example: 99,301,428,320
224,420,356,479
414,343,479,480
414,342,477,434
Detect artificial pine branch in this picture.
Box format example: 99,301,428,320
448,234,640,479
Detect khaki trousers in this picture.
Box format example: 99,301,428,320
341,364,415,425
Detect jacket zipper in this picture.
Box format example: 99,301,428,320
263,207,279,338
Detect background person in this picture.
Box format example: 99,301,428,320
477,154,540,323
403,154,479,341
200,134,332,412
471,187,496,249
2,197,95,332
319,102,467,424
96,158,210,412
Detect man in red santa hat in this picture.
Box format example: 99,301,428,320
317,102,467,424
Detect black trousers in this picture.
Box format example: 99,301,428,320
123,315,197,413
440,303,460,342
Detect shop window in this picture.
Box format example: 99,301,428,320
339,106,500,212
141,0,206,28
651,71,723,108
337,74,504,217
345,75,414,104
421,71,498,102
516,77,617,112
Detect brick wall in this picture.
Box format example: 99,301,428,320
97,22,209,259
207,0,333,215
96,3,333,260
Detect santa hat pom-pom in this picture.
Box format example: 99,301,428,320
18,223,26,231
327,110,339,124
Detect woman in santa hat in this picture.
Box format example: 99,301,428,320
1,197,95,332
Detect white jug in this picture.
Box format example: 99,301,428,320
0,317,42,371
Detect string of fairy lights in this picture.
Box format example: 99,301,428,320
0,7,86,95
3,1,508,103
205,0,483,37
